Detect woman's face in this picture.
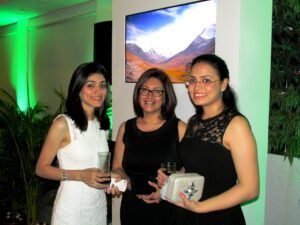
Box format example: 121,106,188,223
138,77,165,115
79,73,107,113
187,62,227,107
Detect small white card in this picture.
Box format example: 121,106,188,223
110,178,128,192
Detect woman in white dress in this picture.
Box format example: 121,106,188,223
36,62,112,225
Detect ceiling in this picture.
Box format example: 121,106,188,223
0,0,92,27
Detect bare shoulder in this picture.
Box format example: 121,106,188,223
51,115,69,132
45,116,70,144
228,115,251,132
178,120,187,129
43,115,70,149
115,121,126,139
177,120,187,141
118,121,126,132
224,115,255,150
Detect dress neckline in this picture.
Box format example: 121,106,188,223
199,107,228,123
133,117,173,134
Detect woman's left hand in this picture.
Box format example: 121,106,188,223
137,181,161,204
105,172,122,197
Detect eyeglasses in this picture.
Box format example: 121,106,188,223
185,77,219,87
139,87,164,97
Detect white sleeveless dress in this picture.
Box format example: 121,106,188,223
51,114,109,225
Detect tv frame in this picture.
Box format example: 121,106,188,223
125,0,216,83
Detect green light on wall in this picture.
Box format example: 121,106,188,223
14,19,29,111
107,85,113,139
0,11,25,27
0,10,38,27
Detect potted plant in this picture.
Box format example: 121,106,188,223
0,86,113,224
0,89,55,225
269,0,300,164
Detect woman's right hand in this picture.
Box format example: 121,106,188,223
157,168,168,187
80,168,110,189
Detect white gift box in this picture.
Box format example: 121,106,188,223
164,173,205,202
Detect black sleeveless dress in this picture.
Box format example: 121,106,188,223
176,108,246,225
121,117,181,225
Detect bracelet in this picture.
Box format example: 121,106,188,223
62,170,68,181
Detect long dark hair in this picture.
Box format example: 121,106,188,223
133,68,177,120
66,62,110,131
189,54,238,115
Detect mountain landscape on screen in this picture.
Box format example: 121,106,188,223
126,24,215,82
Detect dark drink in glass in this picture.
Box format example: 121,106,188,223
161,162,177,175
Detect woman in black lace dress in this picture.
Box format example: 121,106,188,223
158,54,259,225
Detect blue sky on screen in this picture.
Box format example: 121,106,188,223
125,0,216,58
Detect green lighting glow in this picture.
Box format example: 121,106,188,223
15,19,29,111
0,10,38,27
27,49,36,107
238,0,272,224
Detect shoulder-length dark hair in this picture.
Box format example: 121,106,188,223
189,54,238,115
66,62,110,131
133,68,177,120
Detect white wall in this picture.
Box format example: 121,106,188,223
28,15,95,111
112,0,272,225
266,155,300,225
111,0,259,138
112,0,198,139
238,1,272,224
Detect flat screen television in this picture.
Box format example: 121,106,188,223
125,0,216,83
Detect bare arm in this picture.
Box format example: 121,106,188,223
112,122,131,188
174,116,259,213
35,116,70,180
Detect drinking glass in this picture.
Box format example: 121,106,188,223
97,152,111,184
161,161,177,175
160,161,177,200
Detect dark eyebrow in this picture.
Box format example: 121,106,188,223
86,80,106,83
189,75,215,78
141,86,164,90
201,75,214,78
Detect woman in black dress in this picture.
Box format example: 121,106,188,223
158,54,259,225
112,68,186,225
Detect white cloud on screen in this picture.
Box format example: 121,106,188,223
130,1,216,58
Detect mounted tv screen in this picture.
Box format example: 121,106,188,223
125,0,216,83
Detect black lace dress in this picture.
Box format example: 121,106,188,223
176,108,246,225
121,117,181,225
